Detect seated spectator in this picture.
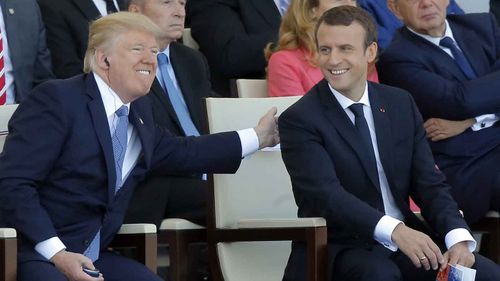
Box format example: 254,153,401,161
0,11,278,281
357,0,463,50
188,0,282,96
37,0,124,78
279,6,500,281
378,0,500,224
0,0,54,104
265,0,378,97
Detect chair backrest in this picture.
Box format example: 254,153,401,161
205,96,301,281
182,28,199,50
0,105,18,151
236,79,268,98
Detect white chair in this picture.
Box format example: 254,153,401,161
236,79,268,98
0,105,158,280
182,28,199,50
204,97,327,281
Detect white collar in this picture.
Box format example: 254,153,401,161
328,82,370,110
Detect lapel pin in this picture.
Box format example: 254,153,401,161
379,107,386,113
138,117,144,125
8,8,14,15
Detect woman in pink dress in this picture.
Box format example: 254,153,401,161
266,0,378,97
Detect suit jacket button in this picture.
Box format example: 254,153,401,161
84,240,90,246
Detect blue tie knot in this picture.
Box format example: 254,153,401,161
349,103,365,118
439,36,456,49
157,53,168,65
116,105,128,117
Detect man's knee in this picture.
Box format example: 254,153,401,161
473,254,500,281
18,260,67,281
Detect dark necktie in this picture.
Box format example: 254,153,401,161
439,37,477,79
105,0,118,14
350,103,380,187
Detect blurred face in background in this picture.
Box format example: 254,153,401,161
388,0,449,37
130,0,186,48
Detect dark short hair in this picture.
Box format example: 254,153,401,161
314,6,377,50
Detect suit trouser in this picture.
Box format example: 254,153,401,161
18,251,162,281
331,245,500,281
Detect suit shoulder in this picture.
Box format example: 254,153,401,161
370,82,412,100
171,42,206,62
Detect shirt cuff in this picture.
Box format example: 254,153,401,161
471,114,499,131
35,237,66,261
373,215,403,252
445,228,476,252
237,128,259,158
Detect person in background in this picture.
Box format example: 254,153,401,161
37,0,124,78
357,0,463,50
188,0,282,96
266,0,378,97
0,0,54,105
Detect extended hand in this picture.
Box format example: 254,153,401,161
51,250,104,281
254,107,279,149
442,241,475,271
392,224,445,271
423,118,474,142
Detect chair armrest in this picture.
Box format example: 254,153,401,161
159,218,205,230
0,228,16,238
237,218,326,229
117,223,156,234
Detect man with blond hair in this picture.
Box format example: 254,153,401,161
0,12,278,281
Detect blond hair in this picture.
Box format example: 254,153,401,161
265,0,320,64
83,12,162,73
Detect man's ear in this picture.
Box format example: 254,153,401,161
387,0,404,21
366,41,378,64
128,3,141,13
95,49,109,70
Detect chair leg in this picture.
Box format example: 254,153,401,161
306,227,327,281
0,238,17,281
162,228,206,281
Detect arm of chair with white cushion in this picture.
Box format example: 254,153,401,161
158,219,206,281
0,228,17,281
109,223,157,273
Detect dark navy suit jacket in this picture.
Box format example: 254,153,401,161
378,13,500,222
1,0,54,102
279,81,468,281
0,73,241,262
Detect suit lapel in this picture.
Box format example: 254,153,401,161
249,0,281,27
85,73,116,204
401,28,467,80
151,77,184,133
70,0,101,21
368,84,395,194
449,21,485,76
318,80,381,193
129,102,153,170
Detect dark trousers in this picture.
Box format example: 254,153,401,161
18,251,162,281
332,245,500,281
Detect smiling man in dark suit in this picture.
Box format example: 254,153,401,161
378,0,500,225
0,12,278,281
279,6,499,281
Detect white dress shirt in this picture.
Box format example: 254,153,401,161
92,0,120,16
328,82,475,252
408,21,498,131
34,72,260,260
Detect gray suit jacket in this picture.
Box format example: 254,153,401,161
1,0,54,103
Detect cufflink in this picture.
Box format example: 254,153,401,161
480,122,486,128
8,8,14,15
